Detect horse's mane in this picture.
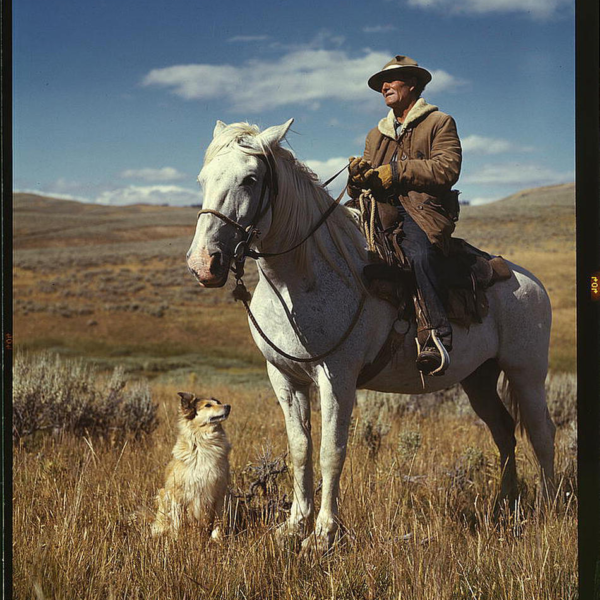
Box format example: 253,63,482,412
203,122,367,288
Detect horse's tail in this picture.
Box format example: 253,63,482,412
500,372,525,436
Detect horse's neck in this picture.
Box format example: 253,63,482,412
256,219,366,297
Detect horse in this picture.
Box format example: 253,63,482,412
186,118,556,554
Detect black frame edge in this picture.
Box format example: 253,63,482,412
1,0,14,596
576,0,600,598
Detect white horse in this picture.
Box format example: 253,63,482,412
187,119,555,553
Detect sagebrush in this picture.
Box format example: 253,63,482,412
12,351,158,441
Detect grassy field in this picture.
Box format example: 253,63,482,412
12,184,577,598
13,372,577,599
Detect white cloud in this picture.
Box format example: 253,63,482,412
304,156,350,198
363,25,397,33
468,196,502,206
16,183,201,207
304,157,349,180
47,178,90,195
95,185,201,207
120,167,186,182
15,181,202,207
143,64,239,101
462,163,574,187
228,35,269,43
462,135,534,155
14,187,92,204
353,134,368,147
406,0,573,19
142,49,465,112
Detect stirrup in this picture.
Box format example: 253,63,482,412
415,331,450,377
429,330,450,376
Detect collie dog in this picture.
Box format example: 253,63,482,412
151,392,231,540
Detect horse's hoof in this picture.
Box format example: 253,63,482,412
274,523,305,551
299,532,336,558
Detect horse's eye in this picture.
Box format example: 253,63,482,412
242,175,257,187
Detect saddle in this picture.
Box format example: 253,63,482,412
359,198,512,331
364,240,511,327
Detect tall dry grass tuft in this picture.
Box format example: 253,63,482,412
13,351,158,442
13,371,577,599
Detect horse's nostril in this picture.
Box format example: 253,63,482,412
208,252,222,275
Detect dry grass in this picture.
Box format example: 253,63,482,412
13,374,577,599
12,186,577,597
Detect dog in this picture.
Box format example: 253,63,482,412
151,392,231,540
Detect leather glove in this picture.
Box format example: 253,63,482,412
348,156,373,187
364,164,394,190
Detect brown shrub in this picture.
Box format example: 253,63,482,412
13,351,158,441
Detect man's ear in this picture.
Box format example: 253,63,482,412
407,76,418,95
177,392,197,419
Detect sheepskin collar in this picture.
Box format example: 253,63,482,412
378,98,438,139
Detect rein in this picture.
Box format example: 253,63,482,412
234,275,368,364
197,156,348,262
197,153,366,363
246,162,349,260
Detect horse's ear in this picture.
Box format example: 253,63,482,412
213,120,227,139
259,118,294,148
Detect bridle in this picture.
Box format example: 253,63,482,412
195,153,366,364
196,152,347,266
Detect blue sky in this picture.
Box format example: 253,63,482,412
13,0,575,206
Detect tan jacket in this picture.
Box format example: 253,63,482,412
357,98,462,255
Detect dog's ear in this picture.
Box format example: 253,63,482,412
177,392,197,419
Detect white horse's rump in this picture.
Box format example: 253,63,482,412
187,119,555,553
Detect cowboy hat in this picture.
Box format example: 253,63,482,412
368,55,432,92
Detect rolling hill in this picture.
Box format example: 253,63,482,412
12,182,575,374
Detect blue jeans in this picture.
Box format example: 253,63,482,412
397,202,452,348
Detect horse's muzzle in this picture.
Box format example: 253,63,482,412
187,250,231,288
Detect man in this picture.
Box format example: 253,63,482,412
348,55,462,376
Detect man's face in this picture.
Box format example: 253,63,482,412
381,77,417,111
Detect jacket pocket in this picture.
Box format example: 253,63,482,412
408,190,445,213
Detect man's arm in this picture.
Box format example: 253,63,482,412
363,131,373,164
395,114,462,193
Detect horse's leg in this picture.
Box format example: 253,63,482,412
266,363,314,542
502,366,556,501
460,359,518,504
302,368,355,554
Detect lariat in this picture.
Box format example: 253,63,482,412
358,189,377,254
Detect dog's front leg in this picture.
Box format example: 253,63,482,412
209,493,226,542
267,364,314,545
169,496,183,540
302,366,355,556
151,489,169,537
